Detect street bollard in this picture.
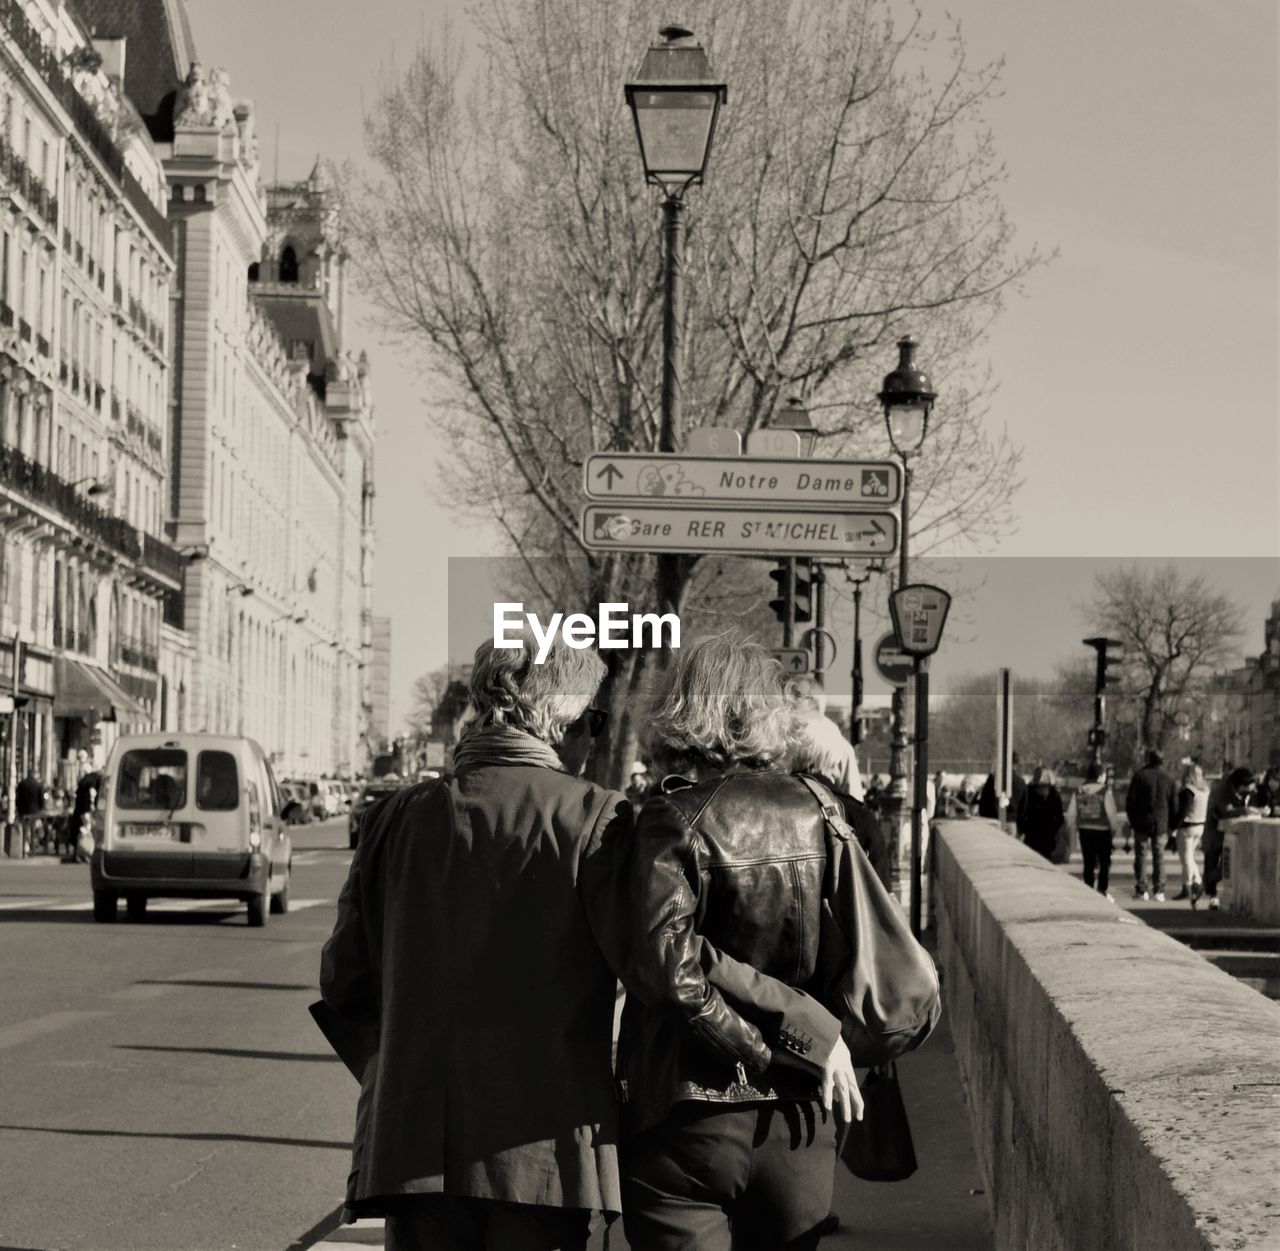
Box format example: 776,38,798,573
4,820,24,858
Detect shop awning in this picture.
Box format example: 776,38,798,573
53,657,149,723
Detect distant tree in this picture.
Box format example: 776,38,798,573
930,670,1089,772
406,668,451,742
348,0,1045,783
1082,563,1246,757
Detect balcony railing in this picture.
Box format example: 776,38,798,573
142,532,184,586
119,636,158,672
0,0,172,255
0,443,141,560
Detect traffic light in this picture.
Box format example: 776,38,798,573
1083,636,1124,693
768,562,792,624
793,562,813,625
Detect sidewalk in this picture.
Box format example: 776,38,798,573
301,942,992,1250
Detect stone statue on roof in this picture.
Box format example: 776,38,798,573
174,61,211,127
175,62,237,132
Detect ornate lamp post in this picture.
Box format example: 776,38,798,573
626,25,726,614
878,336,936,894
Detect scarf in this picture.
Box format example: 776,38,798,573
450,720,565,773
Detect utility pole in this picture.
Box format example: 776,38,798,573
812,563,826,682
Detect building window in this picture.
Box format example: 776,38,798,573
279,245,299,283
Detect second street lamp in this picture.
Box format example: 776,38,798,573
626,25,726,615
877,335,937,902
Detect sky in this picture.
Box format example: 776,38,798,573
187,0,1279,730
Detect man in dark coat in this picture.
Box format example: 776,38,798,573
1125,749,1178,900
978,751,1026,828
318,636,846,1251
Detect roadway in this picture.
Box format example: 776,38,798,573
0,816,358,1251
1,813,995,1251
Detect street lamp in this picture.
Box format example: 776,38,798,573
626,24,726,615
877,335,936,903
769,395,819,457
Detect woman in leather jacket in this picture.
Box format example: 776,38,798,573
617,636,862,1251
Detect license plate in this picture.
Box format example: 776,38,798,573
119,823,179,840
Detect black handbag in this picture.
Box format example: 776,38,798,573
838,1062,918,1182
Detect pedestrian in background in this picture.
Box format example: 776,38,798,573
1249,767,1278,815
1172,763,1210,906
1021,766,1065,861
1124,749,1178,901
978,751,1026,829
1066,763,1120,899
790,676,865,800
1202,766,1255,911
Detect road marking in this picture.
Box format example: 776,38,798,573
0,897,58,910
0,1010,109,1052
292,851,352,868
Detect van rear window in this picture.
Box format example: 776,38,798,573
117,749,187,811
197,751,240,810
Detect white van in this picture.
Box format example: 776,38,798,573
90,733,293,927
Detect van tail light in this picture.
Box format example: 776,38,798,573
248,830,262,851
91,813,104,848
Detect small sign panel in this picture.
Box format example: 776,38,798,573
890,584,951,657
771,648,811,675
874,633,915,687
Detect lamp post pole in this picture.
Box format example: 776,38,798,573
656,192,685,616
626,25,726,619
845,564,873,746
877,336,936,902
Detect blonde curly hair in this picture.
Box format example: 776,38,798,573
643,634,804,773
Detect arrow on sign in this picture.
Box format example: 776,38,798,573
595,462,624,490
786,654,807,672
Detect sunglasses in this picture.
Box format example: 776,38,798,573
584,707,608,738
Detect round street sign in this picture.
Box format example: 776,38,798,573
874,633,915,687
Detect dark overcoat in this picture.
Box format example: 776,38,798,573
319,767,629,1217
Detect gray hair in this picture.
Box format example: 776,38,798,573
469,633,606,745
643,634,803,772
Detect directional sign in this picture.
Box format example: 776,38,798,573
771,648,811,675
583,453,902,508
874,633,915,687
581,504,899,558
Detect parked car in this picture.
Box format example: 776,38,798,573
281,782,313,825
348,777,407,849
90,733,292,927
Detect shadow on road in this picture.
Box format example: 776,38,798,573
117,1044,338,1062
131,978,314,990
0,1123,351,1151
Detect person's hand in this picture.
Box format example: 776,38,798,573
820,1035,863,1124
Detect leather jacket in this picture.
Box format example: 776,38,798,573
616,765,842,1136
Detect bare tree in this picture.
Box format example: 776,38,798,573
347,0,1046,781
930,671,1089,771
1083,563,1246,756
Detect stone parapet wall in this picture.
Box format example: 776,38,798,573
933,819,1280,1250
